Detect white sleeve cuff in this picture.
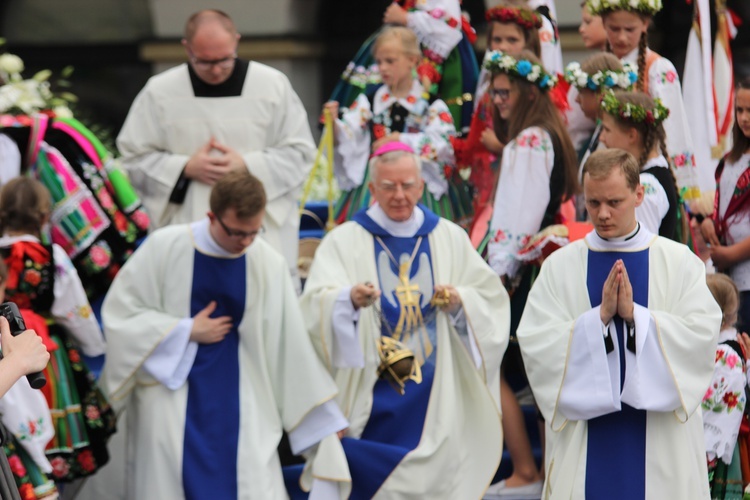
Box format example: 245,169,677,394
142,318,198,390
559,306,621,420
309,478,340,500
288,400,349,456
332,287,365,368
620,304,681,411
449,307,481,369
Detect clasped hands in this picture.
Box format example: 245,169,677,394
700,218,736,271
600,260,635,326
184,137,246,186
350,282,460,313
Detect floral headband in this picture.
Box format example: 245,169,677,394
600,90,669,126
483,51,557,91
586,0,662,17
485,6,543,31
564,62,637,92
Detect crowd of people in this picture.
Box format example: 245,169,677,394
0,1,749,499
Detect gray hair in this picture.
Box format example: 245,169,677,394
369,150,422,182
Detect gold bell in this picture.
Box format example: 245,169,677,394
377,336,422,395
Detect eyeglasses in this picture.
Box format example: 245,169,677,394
216,216,265,239
189,52,237,70
376,181,419,193
489,88,511,101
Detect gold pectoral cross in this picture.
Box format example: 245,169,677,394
394,261,433,365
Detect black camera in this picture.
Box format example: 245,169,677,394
0,302,47,389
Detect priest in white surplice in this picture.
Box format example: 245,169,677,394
518,149,721,500
300,143,510,498
116,9,315,285
92,171,350,499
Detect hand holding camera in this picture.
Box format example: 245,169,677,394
0,302,48,389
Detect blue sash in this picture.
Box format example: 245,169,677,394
585,248,649,499
183,251,247,499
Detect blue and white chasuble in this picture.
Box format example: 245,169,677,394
342,207,440,500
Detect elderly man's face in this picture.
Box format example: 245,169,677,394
183,23,239,85
368,155,424,222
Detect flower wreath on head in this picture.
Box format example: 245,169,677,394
485,6,543,30
564,62,638,92
586,0,663,17
483,51,557,91
600,89,669,125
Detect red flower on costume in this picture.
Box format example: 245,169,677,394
51,457,70,478
68,349,81,364
438,111,452,123
7,455,26,477
23,268,41,286
114,211,128,233
447,18,458,28
406,95,417,104
19,484,35,500
665,71,676,83
493,230,507,243
723,392,740,408
417,62,441,86
77,449,96,473
372,124,386,140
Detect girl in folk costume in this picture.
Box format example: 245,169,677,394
566,1,609,154
483,50,578,500
702,273,748,500
701,78,750,332
323,26,471,226
0,178,115,485
452,5,544,225
598,90,682,241
330,0,478,132
0,289,51,500
0,259,57,500
565,53,637,175
486,50,578,290
588,0,701,203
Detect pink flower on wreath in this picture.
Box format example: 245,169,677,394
85,405,101,421
665,71,676,83
7,455,26,477
89,244,111,268
51,457,70,478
